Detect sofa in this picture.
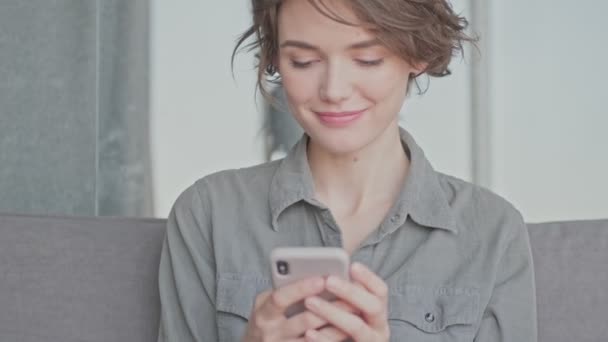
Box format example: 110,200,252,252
0,213,606,342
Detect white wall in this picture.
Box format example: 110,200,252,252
149,0,474,218
399,0,474,184
150,0,263,217
488,0,608,222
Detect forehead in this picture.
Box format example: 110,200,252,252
278,0,376,47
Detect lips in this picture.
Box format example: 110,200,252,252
314,109,365,126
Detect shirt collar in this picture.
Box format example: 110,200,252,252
269,127,459,234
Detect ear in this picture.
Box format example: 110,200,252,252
411,61,429,77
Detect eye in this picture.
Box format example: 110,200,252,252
290,60,316,69
356,59,384,67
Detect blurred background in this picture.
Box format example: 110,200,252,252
0,0,606,223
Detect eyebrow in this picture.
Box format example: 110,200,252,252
279,38,382,51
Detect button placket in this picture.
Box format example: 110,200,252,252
327,231,342,247
350,245,372,265
320,210,339,231
379,212,405,238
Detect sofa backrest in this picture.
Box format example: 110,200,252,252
0,214,165,342
1,214,607,342
528,220,608,342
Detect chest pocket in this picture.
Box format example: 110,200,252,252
387,284,480,342
216,273,272,342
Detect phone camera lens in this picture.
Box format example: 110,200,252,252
277,261,289,275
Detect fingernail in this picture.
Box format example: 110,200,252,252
352,262,364,272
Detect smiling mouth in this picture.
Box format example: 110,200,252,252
314,109,366,126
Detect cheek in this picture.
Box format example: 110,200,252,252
357,69,409,105
279,69,320,107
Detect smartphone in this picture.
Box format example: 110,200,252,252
270,247,350,317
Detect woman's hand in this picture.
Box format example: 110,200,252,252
242,277,332,342
303,263,390,342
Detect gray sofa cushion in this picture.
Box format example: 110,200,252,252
1,213,607,342
0,214,165,342
529,220,608,342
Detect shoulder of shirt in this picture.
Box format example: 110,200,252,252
435,171,526,239
170,159,282,215
195,159,282,188
173,159,283,205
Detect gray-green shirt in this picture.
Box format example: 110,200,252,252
157,127,537,341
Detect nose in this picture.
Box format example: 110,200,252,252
319,61,352,104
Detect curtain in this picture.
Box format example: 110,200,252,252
0,0,152,217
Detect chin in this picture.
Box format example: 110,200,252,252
308,129,373,156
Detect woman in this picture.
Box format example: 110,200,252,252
157,0,537,341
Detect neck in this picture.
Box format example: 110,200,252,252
307,123,409,216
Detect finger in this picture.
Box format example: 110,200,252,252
282,310,328,338
333,300,360,315
305,329,333,342
325,276,386,323
261,277,325,318
304,296,373,341
317,326,349,341
254,290,272,309
284,338,308,342
350,263,389,300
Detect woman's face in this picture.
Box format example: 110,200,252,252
277,0,423,155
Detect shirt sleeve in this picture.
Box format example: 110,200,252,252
157,183,218,342
475,210,538,341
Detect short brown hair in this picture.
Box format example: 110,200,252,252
232,0,476,99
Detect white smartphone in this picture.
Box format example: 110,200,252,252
270,247,350,317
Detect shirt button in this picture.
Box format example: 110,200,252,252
425,312,435,323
